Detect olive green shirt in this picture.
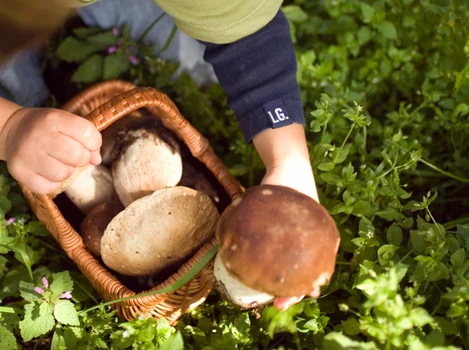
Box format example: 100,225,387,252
68,0,283,44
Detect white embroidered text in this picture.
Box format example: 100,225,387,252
267,108,289,123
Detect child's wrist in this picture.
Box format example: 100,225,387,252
0,106,25,161
252,123,312,172
262,156,318,200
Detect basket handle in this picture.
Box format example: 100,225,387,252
50,86,243,200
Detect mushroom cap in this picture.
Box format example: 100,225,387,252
63,164,119,214
100,186,220,276
100,110,146,166
80,201,124,257
216,184,340,297
111,118,183,207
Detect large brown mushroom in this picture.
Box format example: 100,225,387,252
111,118,183,207
100,186,219,276
214,184,340,307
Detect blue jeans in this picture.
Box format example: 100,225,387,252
0,0,216,107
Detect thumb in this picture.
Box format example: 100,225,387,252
273,295,305,311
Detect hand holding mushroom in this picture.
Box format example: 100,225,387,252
260,155,323,310
218,123,330,311
214,184,340,310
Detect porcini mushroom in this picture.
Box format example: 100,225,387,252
100,186,220,276
100,110,145,166
80,201,124,257
214,184,340,307
61,164,120,214
111,118,183,207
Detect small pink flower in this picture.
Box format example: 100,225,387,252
129,46,135,52
42,277,49,290
128,55,139,65
113,27,119,36
59,291,72,299
6,218,15,225
34,287,44,294
108,46,117,54
117,39,123,46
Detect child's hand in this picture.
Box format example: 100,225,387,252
0,107,102,195
253,123,323,311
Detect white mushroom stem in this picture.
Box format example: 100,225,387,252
64,164,119,214
213,254,274,309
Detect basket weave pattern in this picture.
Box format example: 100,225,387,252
20,80,243,323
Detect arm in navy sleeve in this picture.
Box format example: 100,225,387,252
199,9,305,143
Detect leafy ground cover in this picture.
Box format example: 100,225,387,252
1,0,469,348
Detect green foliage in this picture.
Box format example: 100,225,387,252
1,0,469,348
17,271,79,342
55,24,163,84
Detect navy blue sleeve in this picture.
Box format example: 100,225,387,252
199,9,305,143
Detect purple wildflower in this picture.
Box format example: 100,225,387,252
117,39,123,46
6,217,15,225
42,277,49,290
34,276,48,295
108,46,117,54
128,55,139,65
112,27,119,37
59,291,72,299
129,46,135,52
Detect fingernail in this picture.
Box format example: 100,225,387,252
310,288,321,298
91,151,102,165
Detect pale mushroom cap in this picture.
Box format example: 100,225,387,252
100,186,220,276
111,119,183,207
216,184,341,297
100,111,145,166
64,164,119,214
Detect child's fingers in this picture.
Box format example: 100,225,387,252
35,154,75,183
55,113,102,152
89,150,102,165
20,168,62,196
46,134,92,167
308,287,321,298
273,295,305,311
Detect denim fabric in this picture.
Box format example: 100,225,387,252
0,0,216,108
0,49,50,107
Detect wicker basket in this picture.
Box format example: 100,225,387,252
19,80,243,323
